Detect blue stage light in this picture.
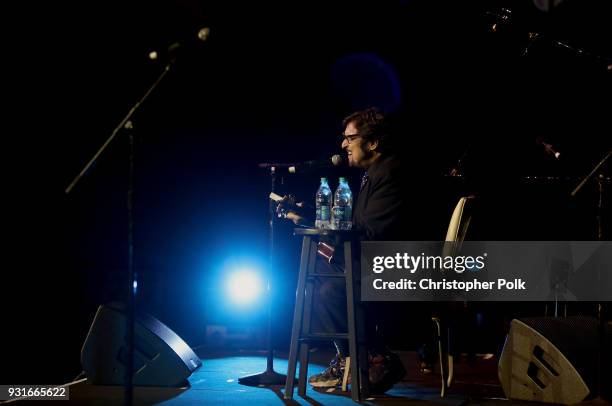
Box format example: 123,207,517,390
226,269,264,305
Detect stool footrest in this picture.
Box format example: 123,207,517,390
307,273,346,278
300,333,349,341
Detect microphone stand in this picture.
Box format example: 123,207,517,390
65,59,175,406
238,165,289,386
487,7,612,69
571,150,611,240
570,149,611,400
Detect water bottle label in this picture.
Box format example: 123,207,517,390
317,207,330,219
332,205,352,230
332,206,345,220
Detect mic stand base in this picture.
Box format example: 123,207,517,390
238,369,292,386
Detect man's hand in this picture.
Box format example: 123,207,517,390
271,193,312,226
285,211,306,225
274,194,303,217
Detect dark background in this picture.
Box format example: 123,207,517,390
4,0,611,384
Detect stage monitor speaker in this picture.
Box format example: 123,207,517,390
604,321,612,401
498,317,600,404
81,303,202,386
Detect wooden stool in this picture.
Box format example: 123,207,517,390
284,228,369,402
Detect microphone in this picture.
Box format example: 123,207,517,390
288,154,343,174
535,136,561,159
148,27,210,61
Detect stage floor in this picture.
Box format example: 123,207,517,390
6,349,610,405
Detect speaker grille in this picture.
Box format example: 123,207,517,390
81,304,202,386
518,316,599,390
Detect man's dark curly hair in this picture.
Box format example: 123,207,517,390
342,107,393,153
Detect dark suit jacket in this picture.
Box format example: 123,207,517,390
353,155,411,241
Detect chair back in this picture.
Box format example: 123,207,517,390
445,196,474,242
443,196,473,257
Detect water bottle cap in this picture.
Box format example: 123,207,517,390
321,177,328,182
339,177,346,182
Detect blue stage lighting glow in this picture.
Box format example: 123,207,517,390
331,52,402,113
226,269,263,305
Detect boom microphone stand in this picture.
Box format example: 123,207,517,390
571,150,611,239
65,27,210,405
65,59,175,406
570,149,611,399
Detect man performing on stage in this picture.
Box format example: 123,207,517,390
283,107,419,393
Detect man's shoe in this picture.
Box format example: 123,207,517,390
308,354,346,388
418,361,434,374
368,351,406,394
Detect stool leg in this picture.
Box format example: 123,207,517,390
298,277,315,397
356,295,369,400
345,240,368,401
285,236,314,399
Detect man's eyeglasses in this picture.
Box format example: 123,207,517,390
341,134,363,144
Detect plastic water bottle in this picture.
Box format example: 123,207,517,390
332,177,353,230
315,177,332,229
